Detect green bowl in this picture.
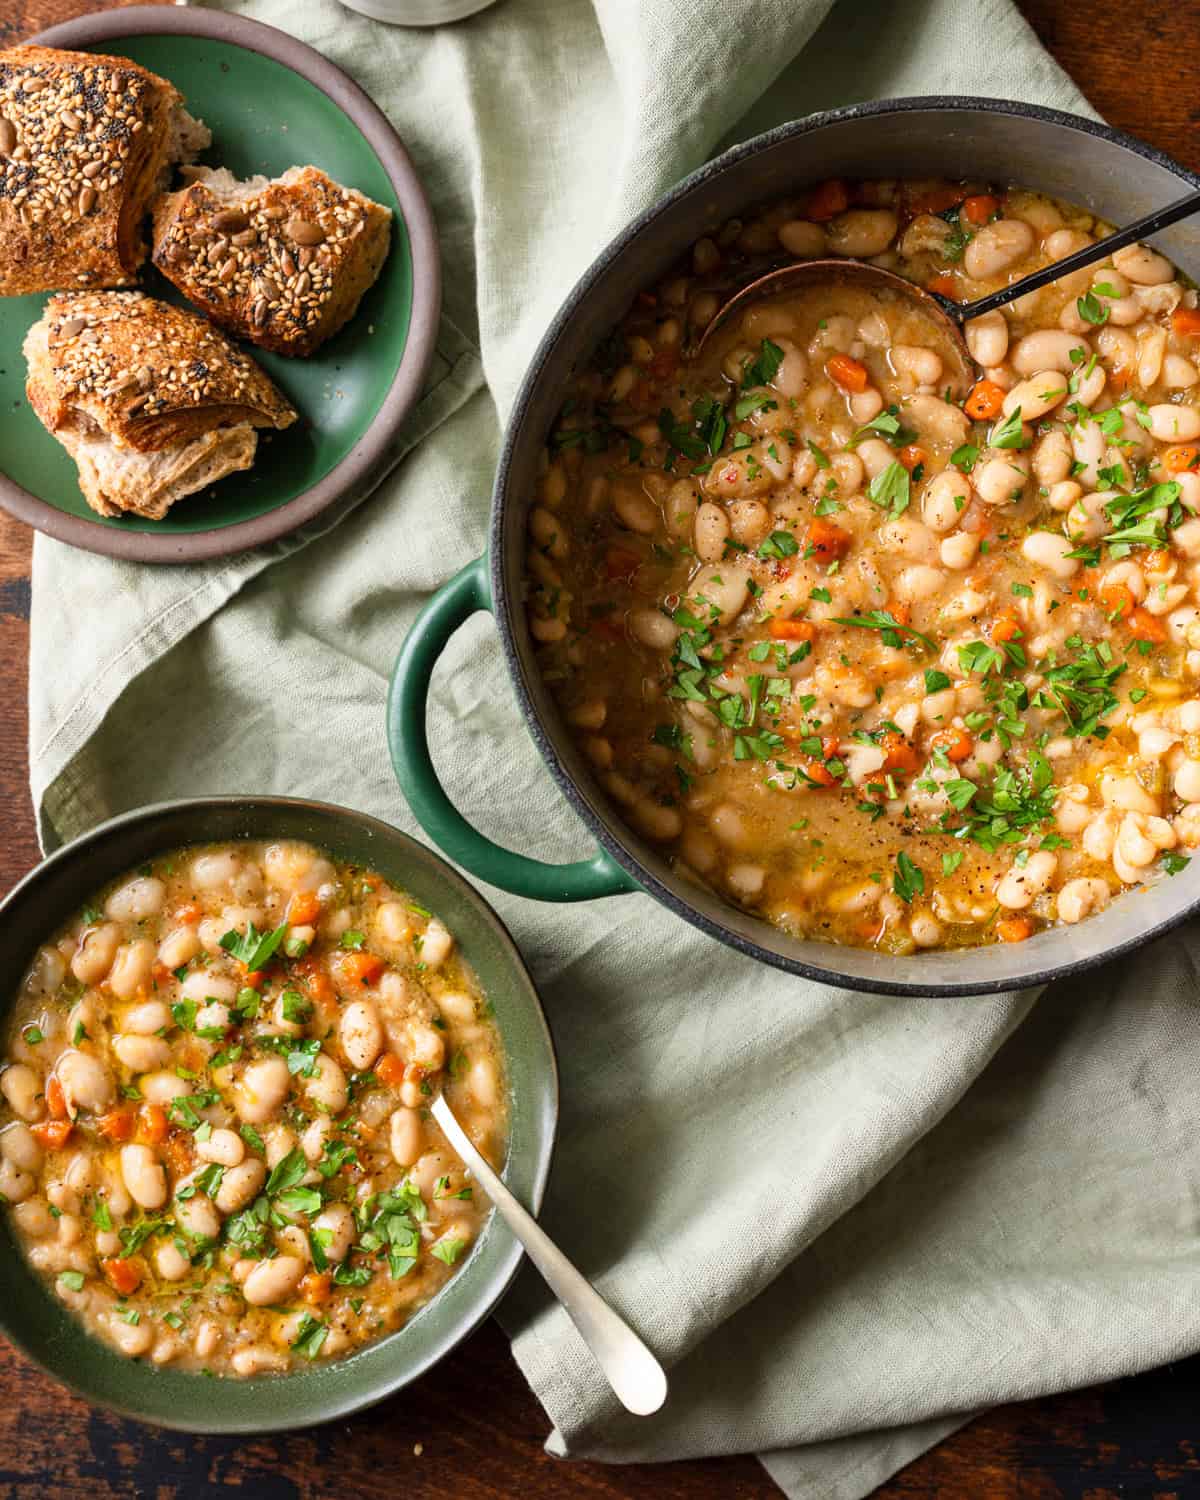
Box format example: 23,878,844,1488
0,797,557,1432
0,7,439,563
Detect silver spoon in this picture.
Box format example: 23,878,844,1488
430,1091,669,1417
698,186,1200,378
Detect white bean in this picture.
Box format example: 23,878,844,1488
243,1256,305,1307
1146,404,1200,443
175,1190,221,1242
57,1050,114,1114
826,208,898,258
215,1157,266,1215
303,1053,348,1114
1002,371,1070,421
0,1121,42,1172
420,919,454,969
964,219,1035,280
156,1241,190,1281
694,502,730,562
339,1000,384,1072
197,1127,244,1167
965,310,1009,367
1112,243,1173,286
71,922,120,985
389,1106,424,1167
233,1056,290,1124
1,1063,43,1121
120,1144,167,1210
105,877,166,923
995,850,1057,909
975,456,1029,506
312,1204,355,1264
1021,530,1079,579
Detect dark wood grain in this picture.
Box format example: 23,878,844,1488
1,2,1199,1497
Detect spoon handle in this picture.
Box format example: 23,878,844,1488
958,186,1200,323
430,1093,668,1417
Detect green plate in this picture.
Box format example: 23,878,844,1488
0,8,439,562
0,797,557,1431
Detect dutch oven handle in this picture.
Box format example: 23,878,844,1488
388,554,640,902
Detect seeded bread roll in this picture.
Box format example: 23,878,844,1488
0,45,209,297
152,164,392,357
24,290,297,520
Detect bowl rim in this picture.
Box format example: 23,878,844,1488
0,795,558,1431
3,5,441,565
489,94,1200,998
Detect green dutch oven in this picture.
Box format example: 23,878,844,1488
0,797,557,1431
389,97,1200,998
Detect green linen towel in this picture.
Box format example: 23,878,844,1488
30,3,1193,1497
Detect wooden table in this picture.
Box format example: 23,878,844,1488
2,2,1199,1494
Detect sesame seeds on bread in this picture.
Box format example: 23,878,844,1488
0,45,210,297
24,290,296,519
152,164,392,357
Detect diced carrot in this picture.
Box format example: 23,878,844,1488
237,966,265,991
648,349,679,382
878,731,921,775
152,963,173,987
636,290,657,308
856,916,885,943
590,616,625,643
1165,445,1200,473
45,1074,66,1120
996,916,1034,944
769,618,817,642
336,951,385,988
889,602,912,626
961,194,999,226
825,353,869,394
1171,308,1200,338
31,1119,72,1150
97,1108,134,1143
897,445,927,473
376,1053,406,1088
300,1272,332,1306
162,1129,195,1178
906,183,965,216
925,273,960,301
1130,607,1168,644
930,727,973,763
101,1258,143,1296
799,758,838,788
964,379,1006,421
1108,367,1132,393
287,890,323,926
629,380,660,413
295,957,336,1007
137,1103,168,1145
605,546,641,581
806,517,853,560
1098,582,1134,620
990,614,1023,645
806,178,850,221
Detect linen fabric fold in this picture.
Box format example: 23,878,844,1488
32,3,1196,1497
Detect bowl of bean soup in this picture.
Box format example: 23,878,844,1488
0,797,556,1429
390,98,1200,995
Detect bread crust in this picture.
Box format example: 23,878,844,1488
152,165,392,356
0,45,203,296
24,290,296,451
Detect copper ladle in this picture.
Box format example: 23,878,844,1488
696,186,1200,384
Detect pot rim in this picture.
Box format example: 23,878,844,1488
0,794,558,1430
488,95,1200,997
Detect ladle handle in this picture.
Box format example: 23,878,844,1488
957,187,1200,323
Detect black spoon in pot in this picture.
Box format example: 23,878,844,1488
697,186,1200,384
